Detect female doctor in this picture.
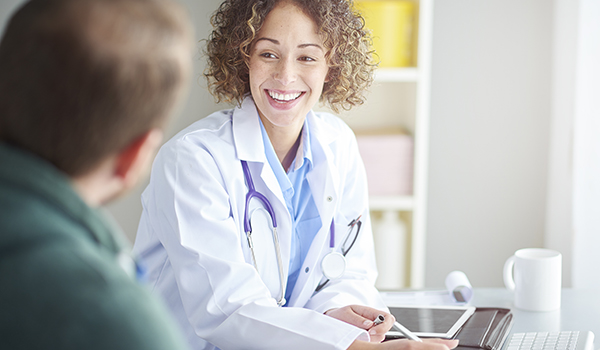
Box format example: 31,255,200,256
134,1,458,350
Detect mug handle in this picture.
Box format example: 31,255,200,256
503,255,516,291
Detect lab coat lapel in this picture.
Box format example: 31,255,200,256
288,111,341,307
232,97,286,206
231,97,291,291
233,97,265,163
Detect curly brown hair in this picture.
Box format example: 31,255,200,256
204,0,375,113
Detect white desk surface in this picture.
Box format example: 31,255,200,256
471,288,600,346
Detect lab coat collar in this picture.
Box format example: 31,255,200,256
290,118,312,172
231,97,292,285
232,96,287,219
306,109,340,147
305,110,341,199
232,96,266,163
232,97,341,163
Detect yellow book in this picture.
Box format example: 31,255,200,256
355,0,417,67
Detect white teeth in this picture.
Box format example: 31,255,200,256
268,90,301,101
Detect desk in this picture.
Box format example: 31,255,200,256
471,288,599,347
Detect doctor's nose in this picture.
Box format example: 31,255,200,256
273,58,297,86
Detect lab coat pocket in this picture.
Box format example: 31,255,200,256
248,207,282,299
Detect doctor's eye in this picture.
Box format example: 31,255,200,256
298,56,317,62
260,52,277,59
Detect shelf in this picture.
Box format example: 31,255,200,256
374,67,419,82
369,195,415,211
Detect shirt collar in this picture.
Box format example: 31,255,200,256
258,115,313,175
259,119,292,193
291,117,313,172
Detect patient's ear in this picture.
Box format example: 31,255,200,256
114,128,163,190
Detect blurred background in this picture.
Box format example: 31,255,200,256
1,0,598,290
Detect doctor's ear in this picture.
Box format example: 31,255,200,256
114,128,164,189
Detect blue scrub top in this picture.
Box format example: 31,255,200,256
259,118,321,305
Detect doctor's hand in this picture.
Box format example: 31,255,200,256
348,338,459,350
324,305,394,342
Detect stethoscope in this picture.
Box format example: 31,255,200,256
315,216,361,292
241,160,286,306
241,160,354,306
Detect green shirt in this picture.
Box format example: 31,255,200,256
0,143,188,350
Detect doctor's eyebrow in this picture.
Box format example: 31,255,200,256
254,37,324,51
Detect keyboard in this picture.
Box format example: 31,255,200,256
507,331,595,350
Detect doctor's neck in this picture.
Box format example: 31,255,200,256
259,116,303,172
279,135,301,172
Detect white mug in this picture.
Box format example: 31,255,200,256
503,248,562,312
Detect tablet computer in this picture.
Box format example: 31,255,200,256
387,305,476,338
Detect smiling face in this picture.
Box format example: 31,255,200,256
248,1,329,136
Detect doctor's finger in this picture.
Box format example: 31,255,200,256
368,325,388,343
325,306,375,330
367,318,395,343
350,305,393,323
347,305,391,331
353,306,394,342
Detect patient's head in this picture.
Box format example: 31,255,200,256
0,0,193,177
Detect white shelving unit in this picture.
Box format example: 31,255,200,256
369,196,414,212
409,0,433,288
315,0,432,288
345,0,433,288
373,67,419,83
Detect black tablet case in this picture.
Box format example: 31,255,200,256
386,307,513,350
453,308,513,350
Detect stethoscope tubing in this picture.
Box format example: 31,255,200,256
241,160,357,304
242,160,277,232
241,160,286,306
329,221,335,248
315,216,361,292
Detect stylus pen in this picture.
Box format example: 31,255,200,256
373,314,385,326
394,321,423,342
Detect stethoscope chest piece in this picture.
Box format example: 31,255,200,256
321,251,346,280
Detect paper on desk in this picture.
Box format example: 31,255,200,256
380,289,460,306
381,270,473,306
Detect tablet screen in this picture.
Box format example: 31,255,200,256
388,306,475,338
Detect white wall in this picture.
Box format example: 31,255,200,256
426,0,553,287
571,0,600,288
545,0,579,288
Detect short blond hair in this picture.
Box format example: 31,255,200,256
0,0,193,176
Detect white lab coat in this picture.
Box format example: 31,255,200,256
134,97,387,350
